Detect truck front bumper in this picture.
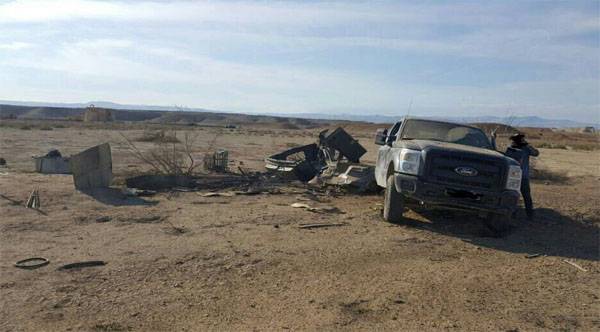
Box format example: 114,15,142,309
393,173,519,216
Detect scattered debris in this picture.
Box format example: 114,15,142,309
291,202,342,213
525,253,543,259
291,202,311,209
33,149,71,174
324,165,377,193
14,257,49,269
264,127,375,192
265,143,322,182
200,192,235,197
71,143,112,190
122,188,157,197
563,259,587,272
25,189,40,209
204,149,229,172
130,215,162,223
125,173,254,191
298,223,346,229
318,127,366,163
95,216,111,223
58,260,106,271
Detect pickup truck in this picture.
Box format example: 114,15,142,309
374,118,522,230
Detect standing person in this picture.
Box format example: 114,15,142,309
503,133,539,220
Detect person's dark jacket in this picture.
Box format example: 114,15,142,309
505,144,539,179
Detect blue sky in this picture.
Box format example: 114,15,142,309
0,0,598,122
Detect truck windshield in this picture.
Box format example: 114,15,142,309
401,120,492,149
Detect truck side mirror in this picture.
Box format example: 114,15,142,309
374,128,387,145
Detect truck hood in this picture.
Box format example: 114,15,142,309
396,139,506,158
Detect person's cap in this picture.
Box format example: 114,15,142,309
510,133,525,141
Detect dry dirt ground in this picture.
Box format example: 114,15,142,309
0,122,599,331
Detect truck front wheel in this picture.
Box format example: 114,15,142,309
383,175,404,222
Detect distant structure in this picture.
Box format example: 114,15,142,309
83,104,114,122
581,126,596,134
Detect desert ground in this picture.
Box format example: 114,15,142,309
0,120,599,331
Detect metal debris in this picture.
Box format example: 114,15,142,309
265,128,371,188
291,202,342,213
265,143,322,182
58,260,106,271
563,259,587,272
25,189,40,209
70,143,112,190
298,222,346,229
318,128,366,163
204,149,229,172
33,149,71,174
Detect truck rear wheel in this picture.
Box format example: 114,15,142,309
383,175,404,222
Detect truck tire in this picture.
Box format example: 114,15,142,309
383,175,404,223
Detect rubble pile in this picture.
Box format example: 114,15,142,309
265,127,376,192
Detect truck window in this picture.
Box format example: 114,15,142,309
401,120,492,149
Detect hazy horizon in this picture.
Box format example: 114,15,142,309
1,1,599,122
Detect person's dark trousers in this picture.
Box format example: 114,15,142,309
521,178,534,219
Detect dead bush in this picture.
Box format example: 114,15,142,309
121,130,200,176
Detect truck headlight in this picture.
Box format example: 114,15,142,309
506,165,522,191
399,149,421,175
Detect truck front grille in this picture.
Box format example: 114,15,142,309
425,150,505,190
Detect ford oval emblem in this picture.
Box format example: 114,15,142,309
455,166,478,177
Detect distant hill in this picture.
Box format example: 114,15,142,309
274,113,599,128
0,103,330,129
0,100,596,128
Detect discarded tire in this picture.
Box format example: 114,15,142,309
15,257,49,269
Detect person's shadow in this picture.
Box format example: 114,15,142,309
396,207,598,261
79,188,158,206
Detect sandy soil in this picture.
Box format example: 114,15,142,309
0,123,599,331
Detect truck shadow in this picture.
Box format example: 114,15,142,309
79,188,158,206
401,207,599,261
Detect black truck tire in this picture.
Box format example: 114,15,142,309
383,175,404,222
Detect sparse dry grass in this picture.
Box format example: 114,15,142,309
134,130,181,143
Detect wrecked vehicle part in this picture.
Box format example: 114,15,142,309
58,260,106,271
70,143,112,190
265,143,324,182
319,128,367,163
330,165,377,193
33,149,71,174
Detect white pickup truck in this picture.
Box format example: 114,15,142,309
374,118,522,231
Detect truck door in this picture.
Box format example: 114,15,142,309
376,121,402,186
